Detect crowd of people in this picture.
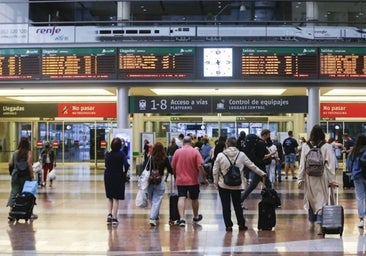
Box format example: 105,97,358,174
6,127,366,235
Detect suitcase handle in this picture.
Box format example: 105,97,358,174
328,184,339,206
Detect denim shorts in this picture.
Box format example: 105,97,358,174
177,185,200,200
285,153,296,164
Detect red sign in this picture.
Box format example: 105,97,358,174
58,103,116,118
320,103,366,118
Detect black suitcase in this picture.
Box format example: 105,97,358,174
9,192,36,222
257,187,277,230
258,200,276,230
168,176,180,225
321,186,344,237
342,172,354,189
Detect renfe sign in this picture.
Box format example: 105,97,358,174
320,103,366,118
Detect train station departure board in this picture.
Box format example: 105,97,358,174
41,48,117,79
319,48,366,78
0,49,40,80
241,47,318,79
118,47,195,79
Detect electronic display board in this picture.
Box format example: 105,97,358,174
319,48,366,78
241,47,318,79
118,47,195,79
41,48,116,79
0,49,40,80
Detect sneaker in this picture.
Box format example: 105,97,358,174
149,219,157,226
107,214,112,224
358,220,364,228
112,218,119,225
179,219,186,227
193,214,203,223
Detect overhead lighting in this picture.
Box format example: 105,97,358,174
0,88,114,96
7,96,117,102
240,2,246,12
151,88,286,96
323,89,366,96
320,96,366,102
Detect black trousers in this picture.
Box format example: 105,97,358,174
241,171,272,202
218,187,245,228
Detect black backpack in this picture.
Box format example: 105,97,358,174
221,153,242,186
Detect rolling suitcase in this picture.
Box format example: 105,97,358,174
321,186,344,237
168,175,179,225
342,171,354,189
257,187,277,230
9,192,36,222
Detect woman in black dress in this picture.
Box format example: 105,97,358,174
104,137,129,225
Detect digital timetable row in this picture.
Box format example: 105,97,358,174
0,47,365,81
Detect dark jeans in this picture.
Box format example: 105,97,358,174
218,187,245,228
241,171,272,202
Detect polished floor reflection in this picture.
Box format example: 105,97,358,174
0,163,365,255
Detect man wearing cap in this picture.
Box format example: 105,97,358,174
171,136,209,227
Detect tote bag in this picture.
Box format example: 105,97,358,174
137,157,151,191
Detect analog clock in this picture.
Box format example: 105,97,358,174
203,48,233,77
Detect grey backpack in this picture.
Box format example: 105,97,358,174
305,142,325,177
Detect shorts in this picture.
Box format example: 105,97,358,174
285,153,296,165
177,185,200,200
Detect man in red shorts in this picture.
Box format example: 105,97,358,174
171,136,209,227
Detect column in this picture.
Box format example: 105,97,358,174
117,87,129,129
306,2,318,24
293,113,305,138
307,87,320,135
117,1,130,24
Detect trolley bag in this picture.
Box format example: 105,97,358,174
342,171,354,189
168,175,179,225
321,186,344,237
257,187,277,230
9,192,36,222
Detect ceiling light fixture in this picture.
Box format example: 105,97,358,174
239,2,246,12
7,96,117,102
323,89,366,96
0,88,114,96
151,88,286,96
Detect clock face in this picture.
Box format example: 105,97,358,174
203,48,233,77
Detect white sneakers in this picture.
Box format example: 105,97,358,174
358,220,364,228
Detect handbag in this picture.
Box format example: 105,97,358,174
135,189,148,208
32,161,42,173
22,180,38,195
47,168,56,180
137,157,151,191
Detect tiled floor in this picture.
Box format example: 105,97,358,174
0,163,365,256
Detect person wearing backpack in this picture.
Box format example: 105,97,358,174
297,125,337,235
7,137,36,221
346,134,366,229
213,136,266,232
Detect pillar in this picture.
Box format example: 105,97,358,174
306,2,318,24
307,87,320,135
117,1,130,24
117,87,129,129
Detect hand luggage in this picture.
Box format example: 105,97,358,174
9,192,36,222
257,187,278,230
342,171,354,189
321,186,344,237
168,175,179,225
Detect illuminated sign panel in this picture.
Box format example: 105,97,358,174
241,47,318,79
0,49,40,80
41,48,116,79
118,47,195,79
